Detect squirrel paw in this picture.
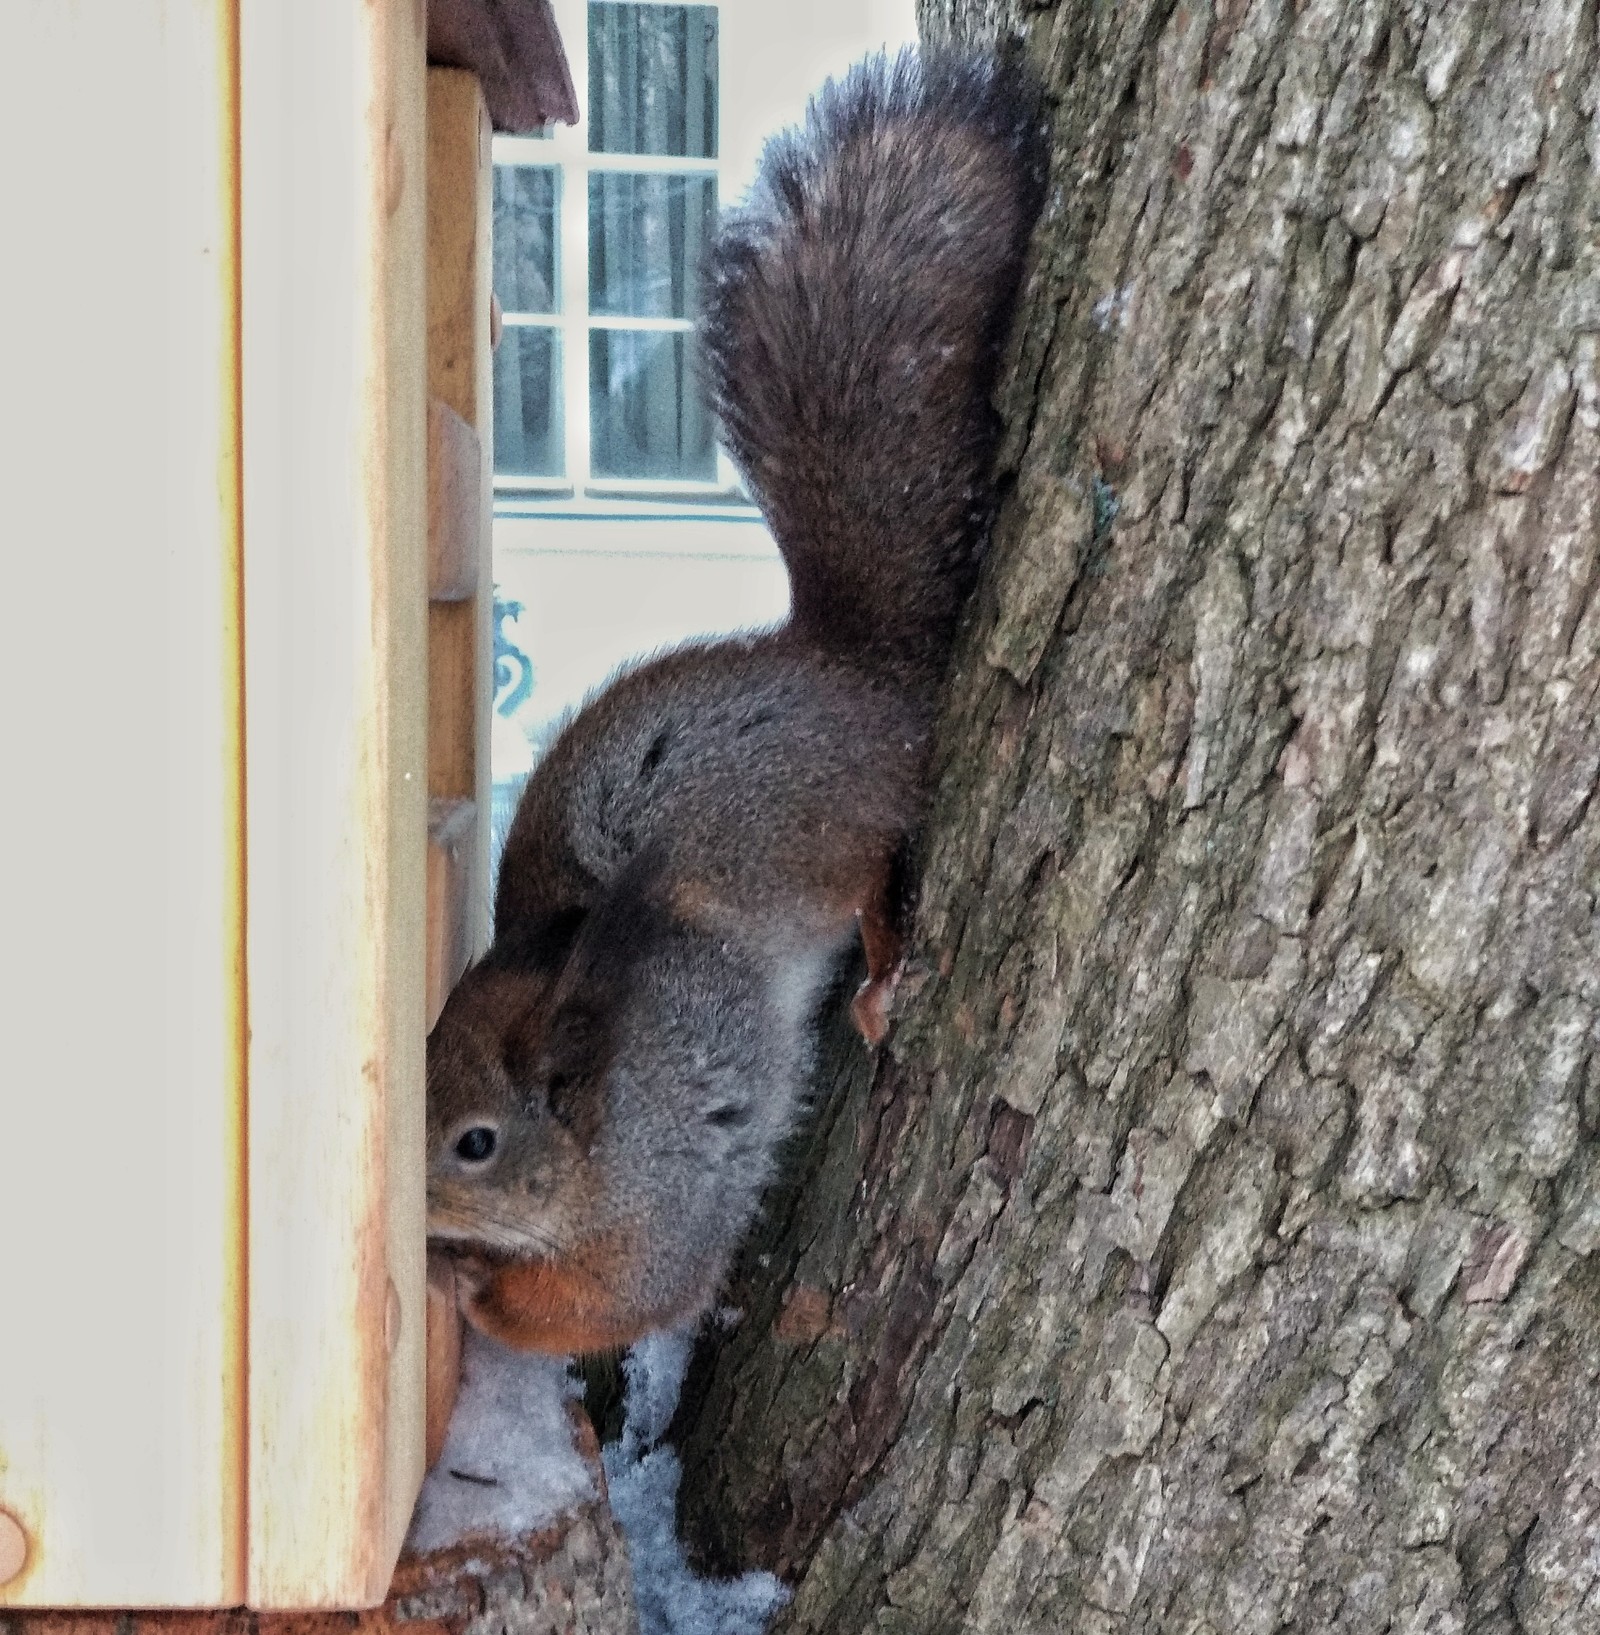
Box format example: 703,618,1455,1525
850,960,905,1048
455,1234,681,1358
451,1251,496,1304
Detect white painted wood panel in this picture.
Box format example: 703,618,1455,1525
240,0,428,1606
0,0,245,1606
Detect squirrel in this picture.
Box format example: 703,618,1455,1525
426,46,1050,1357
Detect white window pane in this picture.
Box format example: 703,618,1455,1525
588,3,718,159
589,172,715,318
495,327,564,478
589,328,714,481
492,165,559,315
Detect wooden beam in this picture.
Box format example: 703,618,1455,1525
427,68,494,963
424,1254,464,1472
426,798,477,1029
239,0,428,1605
428,399,483,601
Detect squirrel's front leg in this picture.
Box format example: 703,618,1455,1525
851,860,906,1047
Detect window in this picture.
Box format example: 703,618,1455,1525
493,1,733,499
486,0,920,876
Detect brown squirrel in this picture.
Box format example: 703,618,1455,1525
426,47,1049,1356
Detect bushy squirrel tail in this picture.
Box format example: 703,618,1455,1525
701,48,1049,686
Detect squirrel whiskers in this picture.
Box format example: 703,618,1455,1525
426,47,1050,1356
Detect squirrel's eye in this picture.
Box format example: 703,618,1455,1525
454,1126,497,1164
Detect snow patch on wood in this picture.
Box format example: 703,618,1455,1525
406,1327,595,1554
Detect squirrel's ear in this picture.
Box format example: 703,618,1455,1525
539,1003,609,1150
524,849,671,1153
502,994,609,1153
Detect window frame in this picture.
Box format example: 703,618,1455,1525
492,0,746,509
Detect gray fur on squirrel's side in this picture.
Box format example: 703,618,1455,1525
426,47,1051,1353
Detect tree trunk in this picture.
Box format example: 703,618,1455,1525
677,2,1600,1631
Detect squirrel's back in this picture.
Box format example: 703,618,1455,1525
702,48,1049,687
426,51,1051,1354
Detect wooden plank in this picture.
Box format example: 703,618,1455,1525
424,1253,464,1472
0,0,245,1606
426,798,477,1028
375,0,431,1587
427,599,479,806
427,68,494,962
428,399,482,601
427,70,493,429
239,0,427,1605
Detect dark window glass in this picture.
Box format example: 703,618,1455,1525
492,166,559,315
589,329,714,480
494,327,564,477
588,3,718,158
588,172,715,318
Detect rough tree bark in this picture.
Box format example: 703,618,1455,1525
677,2,1600,1631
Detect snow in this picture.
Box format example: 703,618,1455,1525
604,1330,791,1635
406,1322,790,1635
607,1446,790,1635
614,1329,695,1460
406,1325,595,1554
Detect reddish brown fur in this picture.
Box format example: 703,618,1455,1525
424,48,1050,1354
459,1230,697,1357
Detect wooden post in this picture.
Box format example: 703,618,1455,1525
426,68,496,1026
239,0,428,1605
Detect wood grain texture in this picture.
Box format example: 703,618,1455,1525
426,69,494,962
426,799,477,1029
0,0,245,1605
376,0,432,1588
426,71,493,429
0,1453,638,1635
1,1342,634,1632
428,400,482,602
424,1254,464,1472
240,0,428,1605
427,602,480,807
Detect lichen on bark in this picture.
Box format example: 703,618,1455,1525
677,2,1600,1630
